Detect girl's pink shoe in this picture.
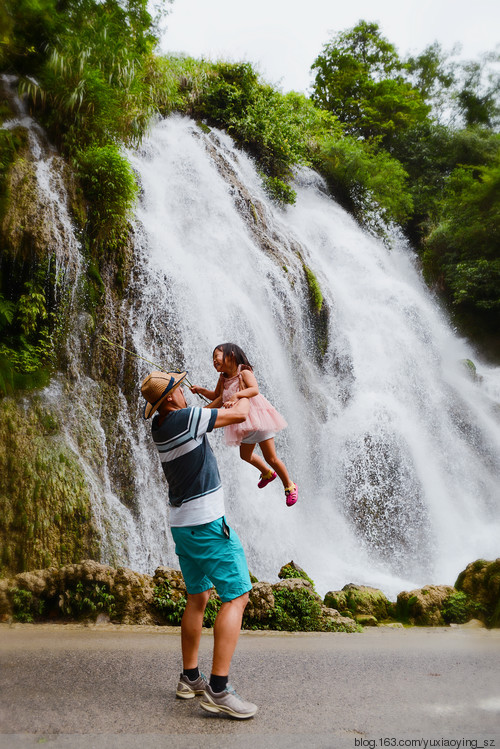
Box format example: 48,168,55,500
285,483,298,507
257,471,277,489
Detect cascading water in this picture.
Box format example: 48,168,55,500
124,115,500,598
6,79,498,597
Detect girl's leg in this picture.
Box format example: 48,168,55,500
259,438,292,488
239,443,270,475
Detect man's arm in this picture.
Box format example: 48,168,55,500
213,397,249,428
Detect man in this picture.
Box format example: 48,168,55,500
141,370,257,719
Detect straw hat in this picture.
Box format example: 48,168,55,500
141,370,188,420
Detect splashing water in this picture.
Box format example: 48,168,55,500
123,116,500,598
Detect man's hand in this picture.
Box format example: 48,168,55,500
213,397,249,428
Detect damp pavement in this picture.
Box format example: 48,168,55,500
0,623,499,749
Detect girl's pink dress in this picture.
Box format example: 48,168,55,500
221,365,287,446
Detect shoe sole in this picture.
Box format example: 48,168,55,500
200,699,257,719
176,688,205,699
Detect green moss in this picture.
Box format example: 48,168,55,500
0,398,99,577
303,265,323,312
196,120,211,134
279,563,316,589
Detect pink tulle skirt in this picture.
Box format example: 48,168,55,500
224,392,287,446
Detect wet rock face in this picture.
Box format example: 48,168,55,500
0,398,99,578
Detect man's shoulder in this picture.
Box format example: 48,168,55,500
152,406,216,442
152,406,194,436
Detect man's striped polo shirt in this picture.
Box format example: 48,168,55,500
151,406,224,527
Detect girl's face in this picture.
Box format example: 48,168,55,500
213,348,234,373
213,349,224,372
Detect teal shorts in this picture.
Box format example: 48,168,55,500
170,517,252,602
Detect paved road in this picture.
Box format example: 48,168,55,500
1,623,499,749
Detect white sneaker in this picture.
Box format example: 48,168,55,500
200,684,258,719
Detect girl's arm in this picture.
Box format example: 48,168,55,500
223,369,259,407
191,376,223,401
206,394,223,409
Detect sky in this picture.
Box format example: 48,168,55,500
159,0,500,94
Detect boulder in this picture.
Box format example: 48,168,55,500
397,585,455,626
455,559,500,627
320,605,359,632
152,567,186,601
273,577,320,598
324,584,394,623
243,582,275,624
278,561,314,586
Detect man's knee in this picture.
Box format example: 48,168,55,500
187,589,211,611
230,591,249,610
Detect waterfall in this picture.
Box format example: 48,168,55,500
122,115,500,598
6,85,498,598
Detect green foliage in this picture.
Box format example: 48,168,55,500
311,21,429,145
202,596,222,627
0,277,54,391
0,293,15,330
59,581,116,619
424,161,500,324
152,581,187,625
317,135,413,224
10,587,44,622
262,175,296,205
76,144,138,248
5,0,172,150
268,588,352,632
441,591,484,624
152,581,222,627
16,281,47,335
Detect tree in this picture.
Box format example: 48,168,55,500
311,21,429,145
456,54,500,129
405,42,457,124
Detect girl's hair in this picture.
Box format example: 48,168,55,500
213,343,253,370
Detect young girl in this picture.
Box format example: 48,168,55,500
191,343,298,507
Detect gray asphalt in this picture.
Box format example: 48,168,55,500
0,623,499,749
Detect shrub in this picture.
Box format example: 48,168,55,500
59,581,116,619
441,591,484,624
76,144,138,249
11,587,44,622
152,581,187,625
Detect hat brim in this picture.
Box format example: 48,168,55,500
143,371,188,420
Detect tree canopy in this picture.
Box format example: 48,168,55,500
311,21,430,145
